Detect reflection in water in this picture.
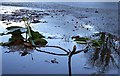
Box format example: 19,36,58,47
0,2,119,75
5,45,60,64
4,45,34,60
1,35,119,75
45,58,59,64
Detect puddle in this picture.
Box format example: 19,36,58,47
0,3,118,74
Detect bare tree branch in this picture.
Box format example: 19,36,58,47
74,47,88,54
35,48,68,56
42,45,69,53
34,45,88,56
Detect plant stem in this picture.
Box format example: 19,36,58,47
35,48,68,56
44,45,69,53
26,29,27,42
68,54,72,76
